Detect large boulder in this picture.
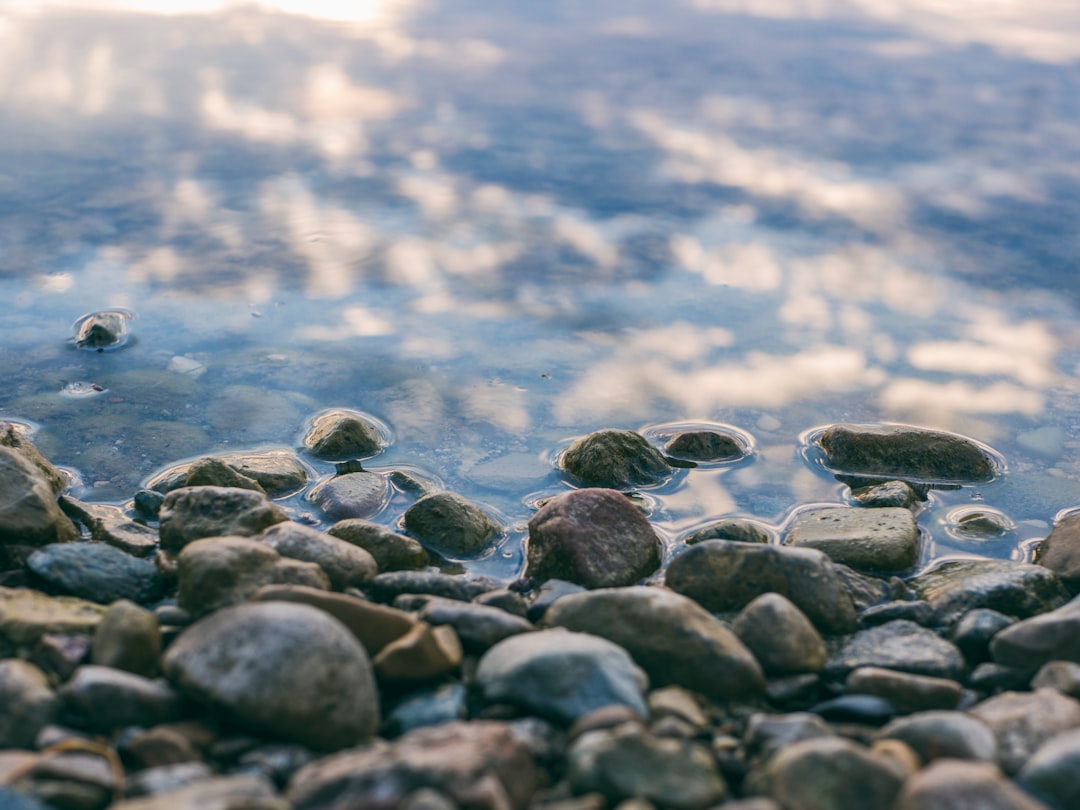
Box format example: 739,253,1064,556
0,447,78,545
817,423,998,482
525,488,661,589
163,602,379,750
158,487,288,552
560,429,672,489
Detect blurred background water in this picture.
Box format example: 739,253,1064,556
2,0,1080,579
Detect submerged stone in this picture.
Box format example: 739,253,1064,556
73,309,131,351
308,471,390,522
403,491,500,558
684,518,774,545
664,429,747,463
818,423,997,483
560,429,671,489
303,409,387,460
183,457,265,494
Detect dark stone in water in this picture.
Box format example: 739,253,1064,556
560,429,671,489
307,471,390,522
73,309,132,351
133,489,165,519
819,423,997,483
304,409,387,461
664,430,746,463
403,491,500,558
1034,512,1080,594
684,518,774,545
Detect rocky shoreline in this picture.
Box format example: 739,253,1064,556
2,416,1080,809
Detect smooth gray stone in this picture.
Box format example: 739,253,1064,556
991,596,1080,669
57,664,185,732
732,592,826,676
27,542,168,605
304,409,385,460
894,760,1052,810
875,710,998,763
159,486,288,551
257,521,377,590
364,571,500,603
307,472,390,522
417,597,535,653
785,506,919,573
560,429,671,489
403,491,500,558
0,659,56,748
1017,726,1080,810
968,688,1080,775
824,620,966,681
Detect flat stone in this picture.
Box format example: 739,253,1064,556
785,506,919,574
163,602,380,750
364,571,500,604
371,621,463,683
287,721,539,810
184,457,266,494
968,688,1080,775
732,592,827,676
0,660,56,748
27,542,169,605
90,599,160,677
303,409,386,460
845,667,963,714
818,423,997,483
0,446,78,546
474,629,648,724
328,519,428,571
58,498,158,557
893,759,1052,810
543,585,764,701
991,596,1080,669
1016,726,1080,810
683,519,774,545
109,774,288,810
0,587,105,646
526,489,661,589
560,429,672,489
58,664,186,732
417,597,535,653
850,480,921,508
824,620,966,681
123,762,216,799
910,559,1069,628
403,491,500,558
875,710,998,763
860,600,937,628
665,540,858,635
1035,512,1080,593
308,472,390,521
257,521,377,590
159,486,288,552
743,712,836,759
219,450,310,498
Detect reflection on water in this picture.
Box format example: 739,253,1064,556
2,0,1080,578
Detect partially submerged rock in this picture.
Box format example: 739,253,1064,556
73,309,132,351
0,447,78,546
158,487,288,552
664,429,748,463
785,506,920,574
1034,512,1080,593
307,471,390,522
303,409,387,460
328,519,429,571
560,429,671,489
147,450,309,498
402,491,500,558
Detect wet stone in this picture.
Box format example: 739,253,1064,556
990,596,1080,670
875,709,998,763
257,521,377,590
307,471,390,522
969,688,1080,775
28,542,169,606
158,486,288,552
364,571,500,604
859,600,937,628
73,309,131,350
133,490,165,519
895,759,1051,810
121,726,202,769
0,587,105,646
560,429,672,490
1035,512,1080,593
384,683,468,737
0,446,79,546
183,457,265,494
403,491,500,558
90,599,160,678
818,423,997,483
303,408,386,460
731,592,827,676
526,578,587,622
764,673,822,711
850,480,921,508
1031,660,1080,698
1016,726,1080,810
58,498,159,557
0,423,67,495
29,632,90,680
664,429,746,463
328,518,429,571
824,620,966,681
969,662,1035,692
683,518,774,545
58,665,186,732
0,660,57,748
785,506,919,574
845,667,963,714
809,694,895,726
953,608,1016,665
743,712,836,760
417,596,535,653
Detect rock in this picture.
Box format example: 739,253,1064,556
90,599,160,677
10,749,118,809
525,489,661,589
860,600,937,628
257,521,377,590
893,759,1052,810
665,540,858,635
384,683,469,737
664,430,747,463
121,726,202,769
875,709,998,762
328,519,429,571
58,498,158,557
648,685,710,729
287,721,539,810
1031,660,1080,698
73,309,131,350
364,571,500,604
970,662,1035,692
417,597,535,653
526,578,587,622
158,487,288,552
0,587,104,646
567,722,727,810
845,667,962,714
475,629,649,724
219,450,310,497
371,621,463,683
560,429,671,489
183,457,265,494
850,480,921,508
308,472,390,521
58,665,186,732
473,588,529,617
968,688,1080,774
177,536,329,617
543,586,764,701
0,660,56,748
809,694,895,726
743,712,836,759
124,762,215,800
27,542,169,605
251,584,416,655
403,491,500,557
0,422,67,493
746,736,905,810
1017,726,1080,810
1035,512,1080,593
910,559,1069,628
29,630,88,683
133,490,165,519
785,506,919,574
833,564,898,612
990,597,1080,669
164,602,380,750
953,608,1016,665
304,409,387,460
817,423,997,482
0,787,52,810
683,519,774,545
825,620,966,681
0,447,78,545
732,593,827,676
109,774,288,810
764,673,823,711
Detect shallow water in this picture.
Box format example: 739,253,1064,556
2,0,1080,581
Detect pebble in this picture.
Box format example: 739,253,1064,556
383,683,469,737
560,429,672,489
327,518,429,571
952,607,1016,664
743,713,836,760
364,571,500,603
58,497,159,557
845,667,963,714
57,665,186,732
859,599,937,628
1030,660,1080,698
809,694,895,725
683,518,774,545
785,506,920,574
664,428,747,462
893,759,1052,810
371,621,463,683
417,596,535,653
307,471,391,521
158,486,288,552
90,599,161,677
27,542,169,605
990,596,1080,669
817,423,997,482
110,773,287,810
968,688,1080,774
731,592,826,676
0,659,56,748
0,447,80,545
0,587,105,646
875,709,998,762
824,620,967,681
303,408,386,460
1015,726,1080,810
257,521,377,590
403,491,501,557
183,456,266,493
849,480,921,508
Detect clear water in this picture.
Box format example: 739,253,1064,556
3,0,1080,581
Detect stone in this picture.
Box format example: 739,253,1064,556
109,774,288,810
1031,660,1080,698
683,519,774,545
0,787,52,810
58,498,158,557
1016,726,1080,810
647,686,709,729
184,457,265,494
403,491,500,558
746,736,905,810
90,599,160,677
474,629,649,724
953,608,1016,665
561,429,672,489
73,309,130,350
825,620,966,681
287,721,539,810
875,709,998,762
526,578,587,622
893,760,1052,810
57,665,186,732
0,660,56,748
567,723,727,810
177,536,329,617
810,694,895,725
257,521,377,590
0,422,67,493
158,487,288,551
364,571,500,604
850,480,921,508
474,588,529,617
0,587,105,646
124,762,215,799
665,540,858,635
384,683,469,737
121,726,202,769
0,447,78,545
526,489,661,589
817,423,997,482
304,409,386,460
991,597,1080,670
664,430,746,463
308,471,391,522
785,506,919,573
371,622,463,683
251,584,416,655
29,632,89,680
968,688,1080,774
417,597,535,653
543,585,764,701
219,450,310,497
743,713,836,759
328,519,429,571
970,662,1035,692
133,490,165,519
27,542,169,605
11,750,118,809
845,667,962,714
860,600,936,628
1035,512,1080,593
909,559,1069,628
163,602,380,750
732,593,827,676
